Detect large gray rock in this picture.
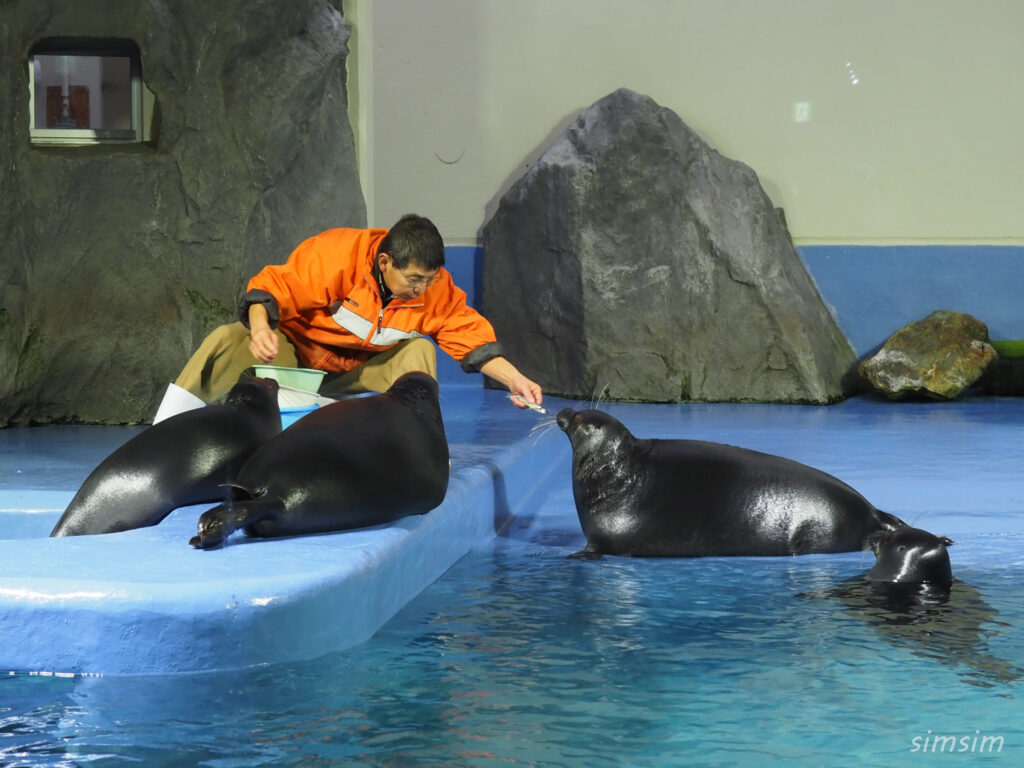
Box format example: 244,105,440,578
481,88,856,404
0,0,364,425
860,310,997,400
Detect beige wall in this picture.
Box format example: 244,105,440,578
347,0,1023,246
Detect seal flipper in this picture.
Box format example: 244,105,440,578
874,509,908,531
190,491,282,550
568,546,604,561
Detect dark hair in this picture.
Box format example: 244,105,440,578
377,214,445,270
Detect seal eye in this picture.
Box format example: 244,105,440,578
898,545,907,552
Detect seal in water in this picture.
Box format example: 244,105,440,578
190,371,449,549
864,525,954,585
51,377,281,536
555,408,907,558
802,527,1022,687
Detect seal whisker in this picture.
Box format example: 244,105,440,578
530,420,560,447
858,546,872,568
906,510,933,527
529,416,558,435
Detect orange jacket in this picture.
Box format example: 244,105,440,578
242,227,501,374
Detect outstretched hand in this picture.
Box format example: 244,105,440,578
507,373,543,410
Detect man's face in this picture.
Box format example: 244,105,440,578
379,253,439,300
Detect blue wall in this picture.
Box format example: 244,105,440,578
438,245,485,382
801,246,1024,356
440,244,1024,382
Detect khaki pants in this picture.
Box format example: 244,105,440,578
175,322,437,402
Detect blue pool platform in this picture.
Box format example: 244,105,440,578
2,387,1024,677
0,385,566,676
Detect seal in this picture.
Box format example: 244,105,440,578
556,408,907,558
50,377,281,537
189,371,449,549
803,527,1022,687
864,526,954,585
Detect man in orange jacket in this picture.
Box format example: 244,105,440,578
174,214,543,410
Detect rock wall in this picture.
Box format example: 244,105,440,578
0,0,364,425
482,88,857,404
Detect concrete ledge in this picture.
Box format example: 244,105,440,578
0,388,567,675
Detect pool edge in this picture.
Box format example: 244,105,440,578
0,425,568,676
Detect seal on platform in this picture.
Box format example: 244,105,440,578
555,408,907,558
190,371,449,549
51,377,281,537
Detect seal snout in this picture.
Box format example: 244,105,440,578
556,407,576,432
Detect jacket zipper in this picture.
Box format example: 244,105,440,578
363,273,426,342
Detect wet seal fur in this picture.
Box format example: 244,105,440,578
51,377,281,536
190,371,449,549
803,527,1022,688
556,408,907,558
864,525,954,585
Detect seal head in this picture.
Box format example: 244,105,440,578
865,526,954,585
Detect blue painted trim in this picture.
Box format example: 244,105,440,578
800,245,1024,356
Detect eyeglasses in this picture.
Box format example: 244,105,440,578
398,268,439,289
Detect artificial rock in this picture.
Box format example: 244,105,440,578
0,0,364,425
859,310,997,400
481,88,856,404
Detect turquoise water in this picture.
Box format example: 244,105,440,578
4,499,1022,766
3,396,1024,766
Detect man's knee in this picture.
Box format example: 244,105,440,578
405,336,436,358
201,322,249,350
403,337,437,375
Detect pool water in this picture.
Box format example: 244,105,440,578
4,498,1024,766
3,396,1024,766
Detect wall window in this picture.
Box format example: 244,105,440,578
28,39,151,145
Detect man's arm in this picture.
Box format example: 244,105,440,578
247,304,280,363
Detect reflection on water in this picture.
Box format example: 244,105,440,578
3,532,1023,767
803,577,1022,689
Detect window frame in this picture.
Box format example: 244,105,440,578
28,40,146,146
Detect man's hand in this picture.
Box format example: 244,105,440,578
248,326,279,363
478,356,544,410
507,374,543,410
248,304,279,363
